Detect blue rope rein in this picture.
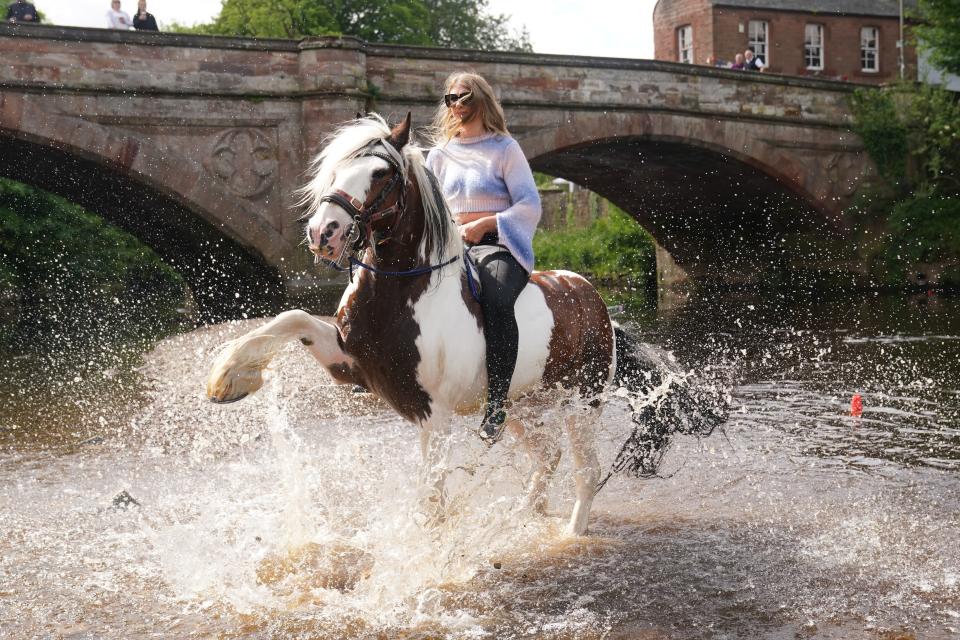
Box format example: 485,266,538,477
323,253,460,279
321,250,483,303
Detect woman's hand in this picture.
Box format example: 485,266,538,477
459,215,497,244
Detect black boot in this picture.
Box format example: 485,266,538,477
479,402,507,445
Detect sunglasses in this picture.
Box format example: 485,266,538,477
443,92,473,107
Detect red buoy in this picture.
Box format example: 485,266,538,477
851,394,863,417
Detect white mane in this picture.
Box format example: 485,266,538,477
299,114,461,262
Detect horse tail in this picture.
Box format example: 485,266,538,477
613,324,646,390
599,324,729,489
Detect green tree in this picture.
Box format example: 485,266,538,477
424,0,531,51
849,81,960,285
914,0,960,75
174,0,531,51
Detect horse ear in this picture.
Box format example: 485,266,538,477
388,112,412,151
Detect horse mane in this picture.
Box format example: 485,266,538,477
298,114,460,263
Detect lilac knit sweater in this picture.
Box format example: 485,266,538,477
426,133,542,273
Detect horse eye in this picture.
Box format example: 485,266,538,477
372,169,389,179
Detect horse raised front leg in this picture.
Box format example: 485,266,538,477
206,310,354,403
564,407,602,537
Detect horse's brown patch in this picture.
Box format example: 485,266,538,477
335,168,435,423
532,271,614,397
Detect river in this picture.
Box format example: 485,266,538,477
0,288,958,639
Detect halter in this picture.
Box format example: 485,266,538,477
318,143,407,259
317,140,463,281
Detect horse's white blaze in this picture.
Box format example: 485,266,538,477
305,155,389,256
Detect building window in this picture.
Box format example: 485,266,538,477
861,26,879,72
677,25,693,64
748,20,768,62
805,24,824,70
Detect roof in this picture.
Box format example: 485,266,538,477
709,0,917,17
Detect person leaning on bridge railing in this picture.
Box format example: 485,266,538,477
132,0,158,31
6,0,40,23
106,0,132,30
744,47,767,72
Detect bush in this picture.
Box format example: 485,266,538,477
850,88,909,184
888,195,960,264
848,83,960,283
0,178,185,346
533,206,656,282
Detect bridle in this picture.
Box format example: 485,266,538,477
315,140,462,280
318,142,406,264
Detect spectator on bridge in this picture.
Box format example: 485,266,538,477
729,53,745,70
132,0,158,31
6,0,40,23
744,47,767,72
106,0,132,29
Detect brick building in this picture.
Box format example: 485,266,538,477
653,0,918,83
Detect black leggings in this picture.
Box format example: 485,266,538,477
468,244,529,411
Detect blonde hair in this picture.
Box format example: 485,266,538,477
429,72,509,145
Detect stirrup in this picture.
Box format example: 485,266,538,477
478,407,507,445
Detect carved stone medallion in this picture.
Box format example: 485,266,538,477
205,128,279,200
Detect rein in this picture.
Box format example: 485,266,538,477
323,253,460,280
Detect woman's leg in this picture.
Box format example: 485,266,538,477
473,247,529,443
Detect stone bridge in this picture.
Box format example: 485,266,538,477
0,24,873,318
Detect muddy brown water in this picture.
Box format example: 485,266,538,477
1,290,958,639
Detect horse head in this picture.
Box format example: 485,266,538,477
304,114,416,267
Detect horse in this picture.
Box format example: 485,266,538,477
205,114,719,536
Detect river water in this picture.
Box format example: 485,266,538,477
1,288,958,639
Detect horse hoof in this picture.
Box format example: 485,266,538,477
209,392,248,404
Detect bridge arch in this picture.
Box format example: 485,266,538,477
519,110,863,280
0,115,286,320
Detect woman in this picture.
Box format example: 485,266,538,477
426,72,542,444
132,0,159,31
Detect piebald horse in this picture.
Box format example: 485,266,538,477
206,114,668,536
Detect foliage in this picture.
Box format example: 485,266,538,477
423,0,531,51
533,205,656,282
173,0,532,51
850,89,908,184
914,0,960,76
888,195,960,264
0,178,185,343
851,83,960,195
849,81,960,283
904,83,960,196
533,171,559,189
